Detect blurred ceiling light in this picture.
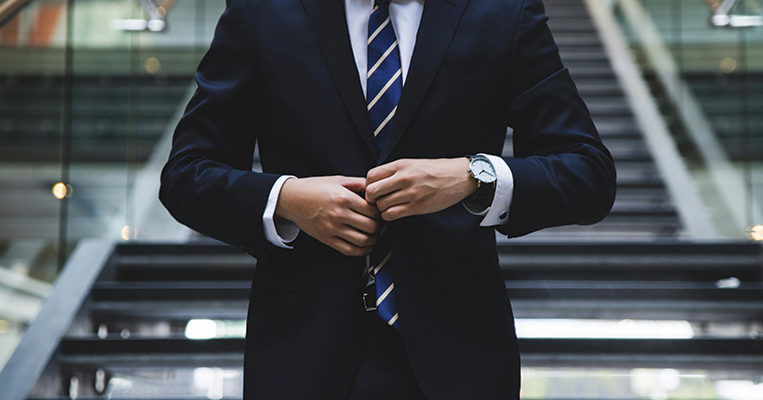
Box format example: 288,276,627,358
729,15,763,27
112,19,166,32
120,225,137,241
745,225,763,241
52,182,72,199
186,319,218,340
146,19,166,31
144,57,161,74
711,14,763,27
112,19,148,31
719,57,737,73
514,319,694,339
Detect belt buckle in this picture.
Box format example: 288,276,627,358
363,291,377,312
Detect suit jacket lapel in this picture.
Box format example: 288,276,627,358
301,0,379,160
378,0,470,164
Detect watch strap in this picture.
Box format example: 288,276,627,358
466,180,495,207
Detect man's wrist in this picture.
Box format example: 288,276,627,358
478,154,514,227
264,175,299,249
274,177,298,221
458,157,479,199
464,154,497,207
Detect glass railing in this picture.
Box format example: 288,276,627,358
611,0,763,239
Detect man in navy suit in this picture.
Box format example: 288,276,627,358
160,0,616,398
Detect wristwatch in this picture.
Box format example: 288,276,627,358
465,154,497,207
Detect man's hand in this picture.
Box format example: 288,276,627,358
365,158,478,221
275,176,382,256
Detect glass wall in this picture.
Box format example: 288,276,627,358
613,0,763,239
0,0,223,369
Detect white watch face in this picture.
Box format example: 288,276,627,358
471,158,497,183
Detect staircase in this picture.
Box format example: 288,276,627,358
2,240,761,398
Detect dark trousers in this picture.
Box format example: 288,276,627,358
345,311,428,400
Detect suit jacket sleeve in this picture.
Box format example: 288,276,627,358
159,0,279,258
498,0,617,237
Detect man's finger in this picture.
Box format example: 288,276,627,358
366,173,407,203
326,236,373,257
343,211,382,234
375,190,412,212
343,190,381,219
366,162,399,186
381,204,412,222
340,177,368,197
337,227,379,248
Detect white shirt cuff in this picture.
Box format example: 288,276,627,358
263,175,300,249
462,154,514,227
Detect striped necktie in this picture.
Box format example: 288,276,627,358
367,0,400,329
367,0,402,152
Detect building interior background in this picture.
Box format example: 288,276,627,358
0,0,762,397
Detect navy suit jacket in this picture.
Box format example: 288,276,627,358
160,0,616,398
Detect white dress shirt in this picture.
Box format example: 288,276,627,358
262,0,514,248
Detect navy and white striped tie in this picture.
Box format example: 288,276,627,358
367,0,402,152
369,223,397,328
367,0,400,329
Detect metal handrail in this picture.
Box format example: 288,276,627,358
0,239,113,400
0,0,34,27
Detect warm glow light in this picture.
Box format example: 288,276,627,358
52,182,67,199
156,6,166,17
120,225,137,240
720,57,737,74
0,319,8,333
745,225,763,241
144,57,161,74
